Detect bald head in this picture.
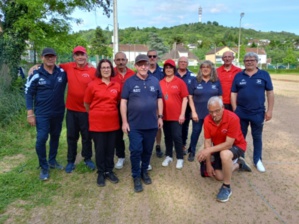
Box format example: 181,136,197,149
222,51,234,67
114,51,128,70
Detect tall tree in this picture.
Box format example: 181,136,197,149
90,27,112,57
147,32,168,57
0,0,112,80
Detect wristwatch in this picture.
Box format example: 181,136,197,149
158,115,163,119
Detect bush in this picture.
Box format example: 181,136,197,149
0,64,26,126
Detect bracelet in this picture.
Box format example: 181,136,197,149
27,115,35,118
158,115,163,119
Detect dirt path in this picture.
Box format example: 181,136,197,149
4,75,299,224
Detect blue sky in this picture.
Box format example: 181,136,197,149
71,0,299,35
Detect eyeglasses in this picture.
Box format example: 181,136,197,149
208,108,222,115
116,58,126,62
101,67,111,70
244,59,256,63
148,55,157,58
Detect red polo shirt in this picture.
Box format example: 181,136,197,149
60,62,96,112
204,109,247,151
84,78,121,132
160,76,189,121
111,67,135,91
217,64,242,104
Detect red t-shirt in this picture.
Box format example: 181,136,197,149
84,78,120,132
204,109,247,151
160,76,189,121
111,67,135,91
60,62,96,112
217,65,242,104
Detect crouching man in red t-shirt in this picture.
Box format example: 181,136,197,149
197,96,251,203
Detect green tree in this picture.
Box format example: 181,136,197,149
283,48,297,65
147,32,168,57
90,27,112,57
0,0,112,81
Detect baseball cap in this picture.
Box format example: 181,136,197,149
41,48,56,56
73,46,87,54
135,54,149,64
164,59,176,67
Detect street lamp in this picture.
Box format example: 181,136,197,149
237,12,245,65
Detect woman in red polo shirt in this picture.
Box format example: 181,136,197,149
160,59,189,169
84,59,121,187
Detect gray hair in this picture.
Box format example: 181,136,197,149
197,60,218,82
207,96,223,109
244,52,258,61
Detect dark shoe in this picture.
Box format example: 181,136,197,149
133,177,143,192
84,159,96,171
49,161,64,170
216,186,232,202
39,169,49,181
65,162,75,173
105,172,119,184
238,157,252,172
141,172,152,185
156,145,163,158
183,145,188,155
97,173,105,187
188,152,195,162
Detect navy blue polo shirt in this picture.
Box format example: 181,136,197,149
189,79,222,119
175,69,196,93
148,64,164,81
121,74,162,130
231,69,273,114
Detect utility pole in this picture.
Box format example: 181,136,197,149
237,12,245,65
113,0,119,59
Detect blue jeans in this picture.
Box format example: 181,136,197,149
128,128,157,178
236,110,264,165
35,115,64,170
188,119,204,154
182,105,191,146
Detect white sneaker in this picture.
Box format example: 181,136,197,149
115,158,125,169
256,159,265,172
162,156,173,167
176,159,184,169
147,164,152,171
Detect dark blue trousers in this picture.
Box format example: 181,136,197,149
236,111,264,165
35,115,64,170
188,119,204,154
128,128,157,178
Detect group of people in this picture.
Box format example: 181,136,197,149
25,46,274,202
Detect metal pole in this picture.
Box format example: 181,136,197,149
113,0,119,58
237,12,245,65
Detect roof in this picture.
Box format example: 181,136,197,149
118,44,149,52
161,43,199,61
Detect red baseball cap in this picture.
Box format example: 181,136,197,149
73,46,86,54
164,59,176,67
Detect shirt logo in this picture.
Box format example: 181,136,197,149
188,79,192,84
239,79,246,85
256,79,262,84
221,129,228,134
38,78,46,85
82,73,90,78
197,84,203,89
110,89,118,94
211,84,217,89
133,86,141,93
57,77,62,82
171,85,179,89
150,86,155,92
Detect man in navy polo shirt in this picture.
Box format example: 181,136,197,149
147,49,165,158
231,52,274,173
120,54,163,192
175,56,196,153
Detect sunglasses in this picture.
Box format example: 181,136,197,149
148,55,157,58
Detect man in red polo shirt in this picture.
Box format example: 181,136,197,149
60,46,96,173
197,96,251,203
216,51,241,111
111,52,135,169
